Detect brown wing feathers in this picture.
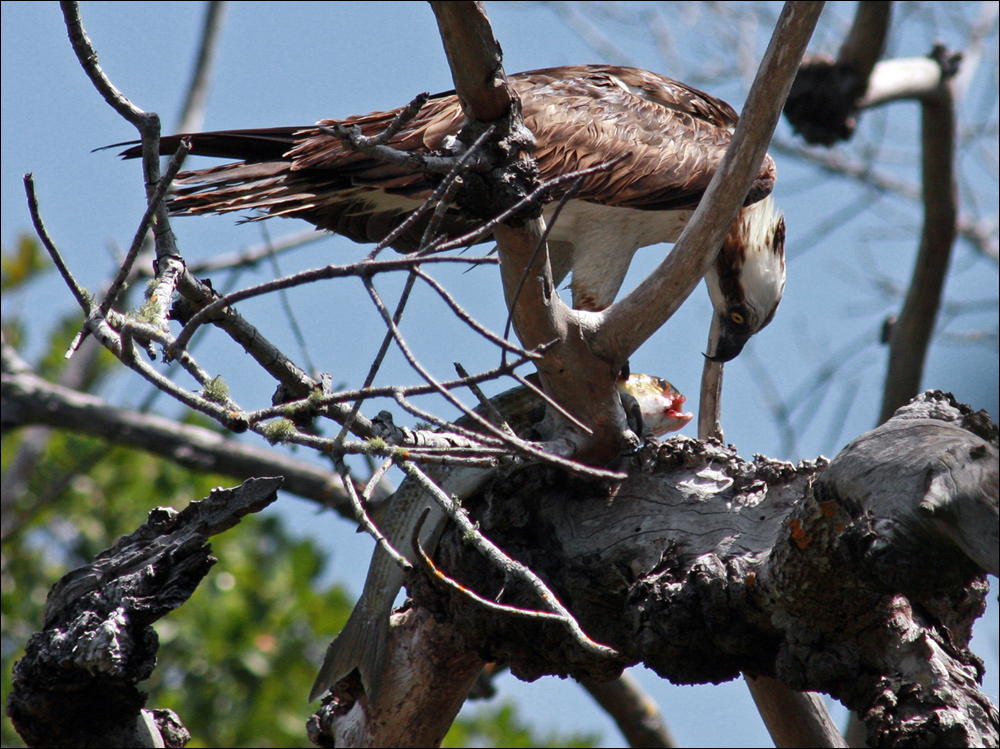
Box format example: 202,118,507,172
120,65,774,249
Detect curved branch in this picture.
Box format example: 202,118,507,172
879,51,959,423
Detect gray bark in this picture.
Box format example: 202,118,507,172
315,391,997,747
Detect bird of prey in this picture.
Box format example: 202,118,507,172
122,65,785,361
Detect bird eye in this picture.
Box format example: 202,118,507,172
730,311,745,325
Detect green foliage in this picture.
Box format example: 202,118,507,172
1,234,51,292
445,702,599,748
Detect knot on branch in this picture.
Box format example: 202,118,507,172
449,99,541,228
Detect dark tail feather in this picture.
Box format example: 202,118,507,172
110,127,308,162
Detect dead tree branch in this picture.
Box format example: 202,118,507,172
879,48,961,422
7,477,283,748
415,391,996,748
579,672,677,748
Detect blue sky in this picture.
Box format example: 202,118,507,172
3,3,997,746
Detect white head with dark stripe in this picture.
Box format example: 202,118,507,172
704,196,786,362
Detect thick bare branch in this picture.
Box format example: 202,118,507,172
880,50,960,423
746,676,848,748
308,609,485,748
579,673,677,748
430,1,513,123
420,391,996,747
431,1,636,464
837,1,891,83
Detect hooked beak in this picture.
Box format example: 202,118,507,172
704,323,752,363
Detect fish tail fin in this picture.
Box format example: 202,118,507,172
309,607,390,703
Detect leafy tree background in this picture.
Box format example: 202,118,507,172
2,2,997,746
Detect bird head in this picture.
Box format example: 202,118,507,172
704,196,785,362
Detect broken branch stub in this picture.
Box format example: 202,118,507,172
8,477,282,749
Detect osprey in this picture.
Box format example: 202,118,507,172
124,65,785,360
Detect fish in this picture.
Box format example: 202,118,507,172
310,373,692,702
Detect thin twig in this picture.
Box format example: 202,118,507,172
23,175,91,313
185,228,323,275
424,156,630,255
174,270,338,416
367,278,623,479
259,222,318,376
60,1,146,125
368,123,498,260
412,508,568,621
363,457,396,502
241,353,537,428
98,139,191,325
172,253,496,354
333,271,420,446
364,275,523,445
0,352,362,520
94,315,243,428
454,362,515,436
333,92,430,149
390,390,511,450
337,458,412,571
320,119,490,176
419,163,466,250
509,369,595,438
366,165,459,261
412,267,539,359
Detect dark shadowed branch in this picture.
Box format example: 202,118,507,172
7,477,282,748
